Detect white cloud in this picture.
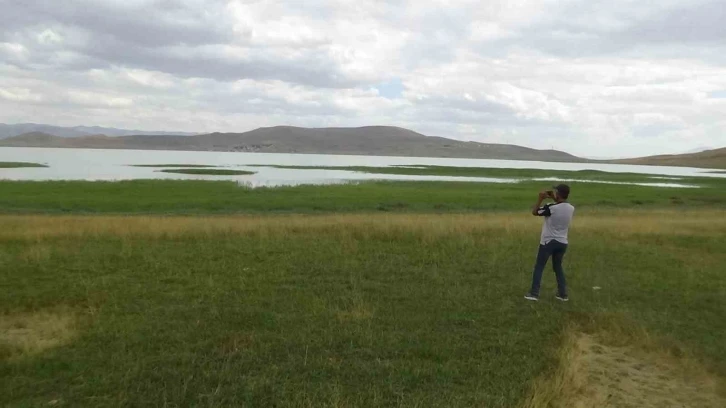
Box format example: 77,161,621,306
66,90,134,108
37,29,63,45
0,42,28,61
0,0,725,157
0,87,45,103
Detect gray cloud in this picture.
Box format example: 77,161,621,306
0,0,359,87
0,0,233,47
1,0,725,156
624,1,726,45
491,0,726,59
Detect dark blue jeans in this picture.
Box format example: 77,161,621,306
529,240,568,297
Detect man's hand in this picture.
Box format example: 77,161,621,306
533,191,547,215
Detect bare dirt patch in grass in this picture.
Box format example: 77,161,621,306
0,308,80,360
522,324,726,408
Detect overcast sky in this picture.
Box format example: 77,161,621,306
1,0,725,157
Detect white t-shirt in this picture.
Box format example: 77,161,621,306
536,202,575,245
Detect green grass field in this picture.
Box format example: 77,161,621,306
0,178,725,214
1,179,725,407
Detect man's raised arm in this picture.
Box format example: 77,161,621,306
532,191,551,216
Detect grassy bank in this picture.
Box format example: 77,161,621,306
251,164,719,184
1,212,725,407
1,179,725,214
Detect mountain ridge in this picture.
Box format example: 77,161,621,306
0,126,582,162
0,123,198,139
612,147,726,169
4,124,723,168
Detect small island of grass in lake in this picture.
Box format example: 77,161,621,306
0,162,48,168
159,169,255,175
132,164,218,168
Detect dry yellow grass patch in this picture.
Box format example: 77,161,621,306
572,209,726,237
336,304,375,323
18,244,53,263
0,308,80,359
0,213,528,240
0,210,724,242
521,325,726,408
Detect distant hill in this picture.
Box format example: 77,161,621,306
682,146,714,154
612,147,726,169
0,126,582,162
0,132,115,147
0,123,198,139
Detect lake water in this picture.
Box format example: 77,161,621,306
0,147,722,188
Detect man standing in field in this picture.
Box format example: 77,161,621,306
525,184,574,302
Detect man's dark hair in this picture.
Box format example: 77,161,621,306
554,184,570,199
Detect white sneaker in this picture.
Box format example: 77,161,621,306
524,293,539,301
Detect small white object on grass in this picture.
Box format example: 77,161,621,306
593,286,602,290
